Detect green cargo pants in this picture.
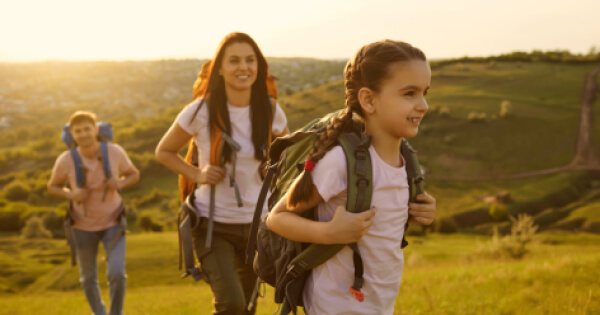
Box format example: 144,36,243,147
193,217,258,315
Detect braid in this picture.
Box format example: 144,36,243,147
287,108,353,207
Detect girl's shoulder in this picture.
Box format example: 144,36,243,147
313,145,347,179
311,145,349,202
317,145,346,166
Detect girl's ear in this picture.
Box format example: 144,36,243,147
358,87,375,115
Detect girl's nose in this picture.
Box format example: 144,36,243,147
417,99,428,113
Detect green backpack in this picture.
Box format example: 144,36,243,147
245,110,425,314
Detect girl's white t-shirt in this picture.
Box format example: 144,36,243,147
303,145,410,315
176,98,287,224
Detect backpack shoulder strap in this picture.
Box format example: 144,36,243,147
69,147,85,188
100,141,111,180
399,138,425,249
401,138,424,203
338,132,373,214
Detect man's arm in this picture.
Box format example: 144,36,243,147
106,146,140,190
106,166,139,190
47,159,88,202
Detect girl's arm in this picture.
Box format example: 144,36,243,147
155,122,225,185
267,179,376,245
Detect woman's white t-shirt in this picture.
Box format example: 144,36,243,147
303,145,410,315
176,98,287,224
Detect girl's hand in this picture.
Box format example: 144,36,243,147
196,165,226,185
408,192,436,225
325,206,377,244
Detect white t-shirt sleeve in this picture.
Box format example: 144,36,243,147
311,146,347,202
176,99,206,136
272,102,288,135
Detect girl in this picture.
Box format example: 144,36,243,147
156,32,289,315
266,40,436,314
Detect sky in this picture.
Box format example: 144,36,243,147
0,0,598,62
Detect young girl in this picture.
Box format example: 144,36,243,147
266,40,436,314
156,32,289,314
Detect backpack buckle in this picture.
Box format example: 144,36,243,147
356,178,369,188
355,150,367,160
286,263,305,278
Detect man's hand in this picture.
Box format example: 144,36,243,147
408,192,436,225
105,177,121,190
68,187,89,203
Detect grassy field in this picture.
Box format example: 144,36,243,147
0,231,598,314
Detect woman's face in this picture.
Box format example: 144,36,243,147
371,60,430,139
219,42,258,92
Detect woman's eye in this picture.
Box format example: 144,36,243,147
247,58,255,63
230,59,239,64
404,91,415,96
424,90,429,96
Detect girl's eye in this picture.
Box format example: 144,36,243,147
247,58,255,63
230,59,239,64
424,90,429,96
404,91,415,97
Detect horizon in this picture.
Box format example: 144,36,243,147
1,0,598,63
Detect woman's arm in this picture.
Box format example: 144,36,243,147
155,122,225,185
267,179,376,245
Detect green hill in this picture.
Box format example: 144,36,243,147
0,58,599,236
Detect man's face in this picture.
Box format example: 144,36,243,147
70,121,98,148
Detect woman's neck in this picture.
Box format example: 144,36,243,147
225,86,251,107
365,123,403,168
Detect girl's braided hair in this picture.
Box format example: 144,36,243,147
288,40,426,207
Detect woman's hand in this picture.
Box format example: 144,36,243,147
196,164,226,185
408,192,436,225
324,206,377,244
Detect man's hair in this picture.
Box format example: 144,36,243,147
69,111,97,128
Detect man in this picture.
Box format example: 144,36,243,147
48,111,139,315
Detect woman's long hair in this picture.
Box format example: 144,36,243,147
192,32,272,162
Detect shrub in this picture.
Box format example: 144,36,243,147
137,213,164,232
500,100,513,118
433,216,458,234
477,214,538,259
135,189,171,208
443,134,456,144
489,203,509,221
439,106,451,117
21,216,52,239
42,210,65,237
3,181,30,201
467,112,487,123
138,213,154,232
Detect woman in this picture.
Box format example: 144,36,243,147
156,32,289,315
